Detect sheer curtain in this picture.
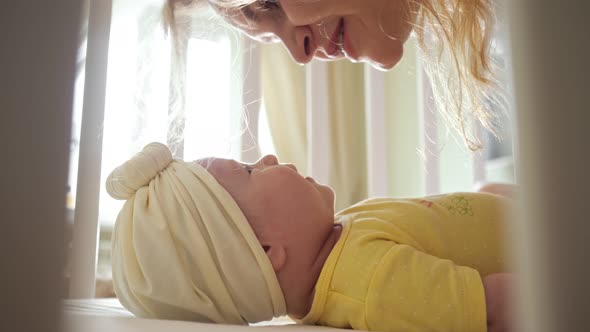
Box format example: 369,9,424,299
261,44,369,211
68,0,274,287
100,0,241,230
259,36,515,211
260,44,309,176
94,3,259,227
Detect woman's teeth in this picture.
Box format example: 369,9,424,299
337,23,347,57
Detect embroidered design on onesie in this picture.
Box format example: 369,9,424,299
441,196,474,216
419,200,434,207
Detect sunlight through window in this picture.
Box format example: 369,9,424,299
184,38,233,160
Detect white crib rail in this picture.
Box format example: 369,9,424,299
69,0,112,299
508,0,590,330
4,0,82,330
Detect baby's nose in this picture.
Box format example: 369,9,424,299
259,154,278,167
282,163,298,173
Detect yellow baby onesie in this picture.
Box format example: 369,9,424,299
301,192,511,332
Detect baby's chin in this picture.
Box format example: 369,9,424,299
306,177,336,213
321,185,336,213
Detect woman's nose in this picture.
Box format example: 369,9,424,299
282,25,316,64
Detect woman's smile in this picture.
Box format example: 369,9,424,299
216,0,415,70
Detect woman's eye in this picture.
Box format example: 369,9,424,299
258,0,280,10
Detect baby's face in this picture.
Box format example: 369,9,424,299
197,155,335,244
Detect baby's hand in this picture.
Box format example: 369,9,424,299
476,183,517,199
483,273,515,332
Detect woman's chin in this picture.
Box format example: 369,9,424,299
365,44,404,71
372,53,403,71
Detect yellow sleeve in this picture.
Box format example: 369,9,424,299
365,243,487,332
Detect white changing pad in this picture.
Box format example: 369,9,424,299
62,298,352,332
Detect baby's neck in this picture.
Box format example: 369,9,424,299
312,223,343,272
300,223,343,318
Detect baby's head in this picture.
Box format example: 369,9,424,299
107,142,335,324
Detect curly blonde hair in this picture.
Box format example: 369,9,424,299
163,0,505,150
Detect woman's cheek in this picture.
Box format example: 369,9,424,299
281,1,326,25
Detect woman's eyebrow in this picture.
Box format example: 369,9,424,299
240,4,260,23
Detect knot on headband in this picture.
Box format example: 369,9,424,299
106,142,173,200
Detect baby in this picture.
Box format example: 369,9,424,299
107,142,514,332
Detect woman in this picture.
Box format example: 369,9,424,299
164,0,504,149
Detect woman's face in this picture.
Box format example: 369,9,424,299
220,0,417,70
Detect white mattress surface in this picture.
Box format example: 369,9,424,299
62,298,351,332
63,298,133,317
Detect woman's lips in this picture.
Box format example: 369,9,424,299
325,18,345,58
340,19,357,61
320,18,357,61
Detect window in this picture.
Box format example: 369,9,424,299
68,1,274,284
435,21,516,193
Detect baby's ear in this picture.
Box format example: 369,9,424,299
263,244,286,272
